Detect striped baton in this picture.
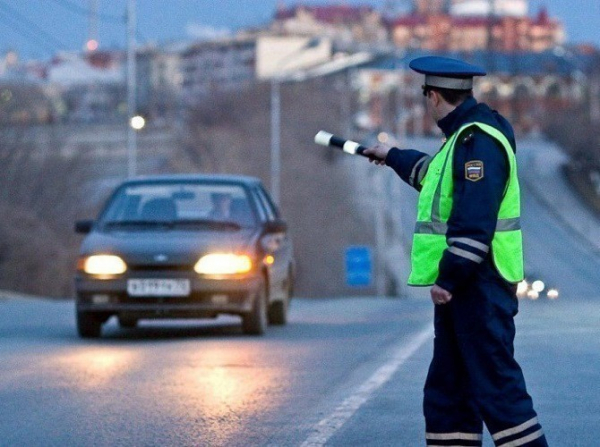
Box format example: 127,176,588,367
314,131,383,161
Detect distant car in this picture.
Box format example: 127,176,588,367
74,174,294,338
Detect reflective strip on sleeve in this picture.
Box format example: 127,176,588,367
447,237,490,253
448,246,485,264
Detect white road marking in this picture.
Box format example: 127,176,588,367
300,324,434,447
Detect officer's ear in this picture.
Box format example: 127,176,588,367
430,90,442,107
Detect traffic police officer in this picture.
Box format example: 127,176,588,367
364,56,548,446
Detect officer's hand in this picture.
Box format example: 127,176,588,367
363,144,391,166
431,285,452,305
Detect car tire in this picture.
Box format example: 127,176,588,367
77,311,102,338
268,300,287,325
269,269,293,325
118,317,138,329
242,281,267,336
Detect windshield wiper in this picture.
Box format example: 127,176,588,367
103,220,174,229
172,219,242,231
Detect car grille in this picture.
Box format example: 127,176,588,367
79,291,248,305
127,264,193,272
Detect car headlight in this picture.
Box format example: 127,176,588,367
81,255,127,275
194,253,252,275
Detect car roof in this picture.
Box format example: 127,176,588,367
121,174,263,187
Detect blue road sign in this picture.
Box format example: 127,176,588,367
345,246,372,287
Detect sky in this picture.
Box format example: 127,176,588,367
0,0,598,61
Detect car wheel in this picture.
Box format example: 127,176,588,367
77,311,102,338
268,300,287,325
242,281,267,335
269,269,293,325
118,317,138,329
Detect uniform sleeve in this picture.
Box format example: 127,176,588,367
385,148,433,191
435,131,510,293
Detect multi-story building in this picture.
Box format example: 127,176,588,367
46,51,126,123
272,4,388,44
272,1,564,53
390,1,564,52
450,0,528,17
179,35,257,105
137,44,183,120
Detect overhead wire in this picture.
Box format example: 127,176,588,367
0,0,147,56
0,0,68,51
43,0,149,47
46,0,125,24
0,13,57,54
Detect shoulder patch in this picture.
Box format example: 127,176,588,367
465,160,484,182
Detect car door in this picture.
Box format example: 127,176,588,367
253,186,292,302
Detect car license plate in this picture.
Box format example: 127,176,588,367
127,279,191,297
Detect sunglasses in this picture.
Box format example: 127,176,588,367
422,85,432,97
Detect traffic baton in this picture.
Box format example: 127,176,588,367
314,131,383,161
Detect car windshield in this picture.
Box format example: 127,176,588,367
99,182,257,229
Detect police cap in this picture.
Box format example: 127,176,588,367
409,56,486,90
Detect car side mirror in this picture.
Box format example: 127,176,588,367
264,219,287,233
75,220,94,234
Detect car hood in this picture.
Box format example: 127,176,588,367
79,228,260,265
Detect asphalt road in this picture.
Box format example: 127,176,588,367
1,138,600,446
0,296,434,446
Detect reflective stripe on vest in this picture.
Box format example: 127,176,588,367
408,122,524,286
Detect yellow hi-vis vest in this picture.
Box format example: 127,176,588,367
408,122,524,286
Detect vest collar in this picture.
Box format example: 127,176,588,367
437,97,478,138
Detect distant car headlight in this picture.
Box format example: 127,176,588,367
194,253,252,275
516,280,529,297
81,255,127,275
531,280,545,293
547,288,559,299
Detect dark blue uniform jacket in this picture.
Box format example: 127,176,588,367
385,97,516,293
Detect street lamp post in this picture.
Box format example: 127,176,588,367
126,0,137,178
270,78,282,205
270,38,321,205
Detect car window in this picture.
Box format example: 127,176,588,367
100,182,257,228
255,186,279,220
249,188,267,222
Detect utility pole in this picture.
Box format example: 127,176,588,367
126,0,137,178
87,0,98,51
374,166,386,296
591,63,600,124
270,77,281,204
270,37,321,205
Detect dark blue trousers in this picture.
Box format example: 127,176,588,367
423,268,548,446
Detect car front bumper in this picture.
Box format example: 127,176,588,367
75,272,262,319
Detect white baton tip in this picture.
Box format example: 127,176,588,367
343,141,360,154
314,130,333,146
